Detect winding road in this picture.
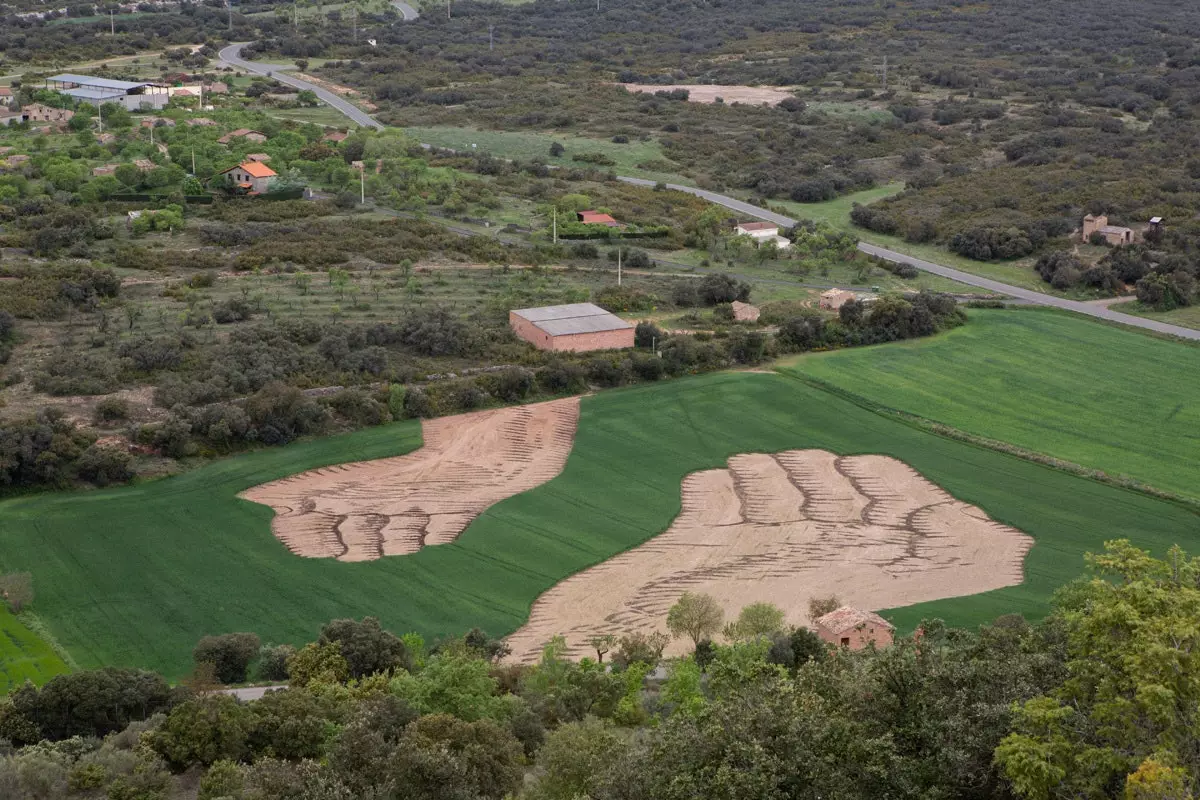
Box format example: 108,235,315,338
219,43,1200,341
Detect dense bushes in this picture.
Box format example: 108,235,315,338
778,291,965,351
0,411,107,489
948,226,1037,261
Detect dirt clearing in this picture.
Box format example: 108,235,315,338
505,450,1032,661
240,398,580,561
619,83,798,106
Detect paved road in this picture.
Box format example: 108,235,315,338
856,243,1200,340
222,50,1200,341
392,0,418,20
220,684,287,701
218,43,384,129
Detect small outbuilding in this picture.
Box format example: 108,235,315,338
510,303,635,352
819,288,858,310
578,210,621,227
218,128,268,144
814,606,894,650
731,300,760,322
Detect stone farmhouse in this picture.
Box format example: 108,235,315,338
814,606,895,650
1082,214,1135,246
510,303,635,352
218,128,268,145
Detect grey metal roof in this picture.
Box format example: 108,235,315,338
61,87,126,100
512,303,633,336
47,73,153,91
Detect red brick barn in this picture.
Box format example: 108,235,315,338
510,303,635,352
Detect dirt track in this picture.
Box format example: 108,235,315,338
505,450,1032,661
240,398,580,561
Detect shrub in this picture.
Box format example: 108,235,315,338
94,397,131,423
634,321,663,348
74,444,134,487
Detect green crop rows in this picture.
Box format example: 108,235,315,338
1,359,1197,687
782,307,1200,503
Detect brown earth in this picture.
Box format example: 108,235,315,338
619,83,799,106
505,450,1032,662
239,397,580,561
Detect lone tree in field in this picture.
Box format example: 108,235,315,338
725,602,786,642
0,572,33,613
808,594,841,621
666,592,724,647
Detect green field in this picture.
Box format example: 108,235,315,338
1118,299,1200,332
0,609,71,689
2,363,1198,687
782,307,1200,502
404,126,692,184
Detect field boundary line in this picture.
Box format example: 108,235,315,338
17,611,79,670
775,369,1200,515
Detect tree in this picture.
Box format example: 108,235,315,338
319,617,409,678
808,594,841,620
389,651,507,722
724,602,786,642
996,540,1200,799
666,592,724,647
0,572,33,612
529,717,626,800
589,634,616,663
549,142,565,157
612,632,669,670
146,695,252,769
286,642,350,688
385,714,524,800
256,644,295,681
193,632,261,684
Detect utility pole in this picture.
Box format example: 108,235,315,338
110,9,115,35
227,0,232,31
617,248,622,286
489,23,495,51
552,207,557,244
97,101,103,134
191,147,196,175
359,163,365,204
446,0,450,19
873,54,888,92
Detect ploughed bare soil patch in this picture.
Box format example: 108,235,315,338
619,83,798,106
240,398,580,561
506,450,1032,662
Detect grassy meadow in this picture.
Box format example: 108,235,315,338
1,367,1197,687
782,307,1200,502
402,126,692,184
0,609,71,690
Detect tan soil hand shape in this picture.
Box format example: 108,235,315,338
239,398,580,561
505,450,1032,662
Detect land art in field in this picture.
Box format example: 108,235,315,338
507,450,1031,661
241,399,579,561
0,361,1196,688
619,83,799,106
